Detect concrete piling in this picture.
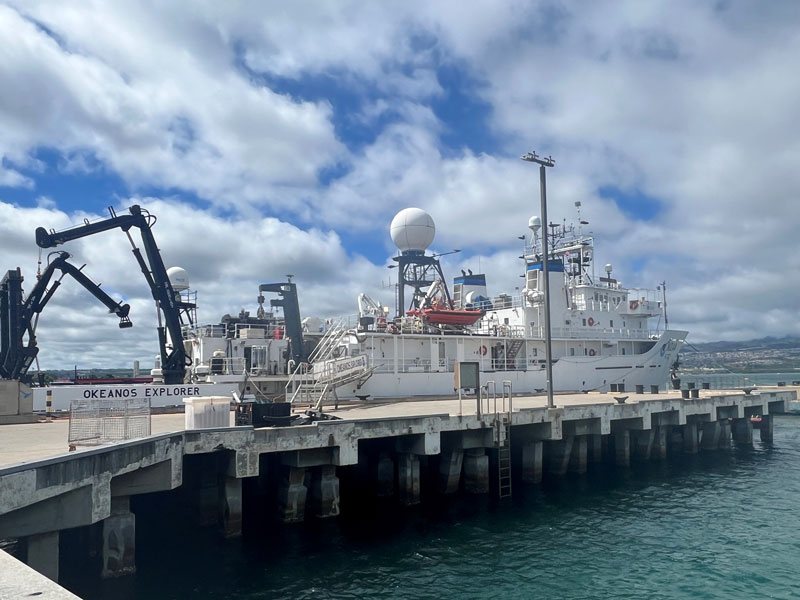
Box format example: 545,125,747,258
588,435,603,464
521,441,543,484
374,452,395,497
101,497,136,578
719,420,732,448
463,448,489,493
309,465,340,518
614,430,630,467
438,450,464,494
277,466,307,523
683,422,699,454
632,429,655,461
397,453,421,505
220,476,242,537
732,419,753,445
568,436,588,474
27,531,59,582
758,415,774,443
652,426,668,460
701,422,721,451
547,436,575,475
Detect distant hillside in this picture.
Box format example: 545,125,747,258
680,336,800,373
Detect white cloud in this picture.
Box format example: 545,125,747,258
1,0,799,346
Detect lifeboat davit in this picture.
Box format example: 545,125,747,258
407,307,485,326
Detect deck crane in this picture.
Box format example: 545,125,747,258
35,205,195,384
0,251,131,382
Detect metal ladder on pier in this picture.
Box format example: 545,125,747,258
485,380,514,499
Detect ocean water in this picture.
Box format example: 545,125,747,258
64,416,800,600
676,372,800,389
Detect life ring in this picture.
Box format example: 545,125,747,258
587,317,595,327
629,300,639,310
588,349,596,356
480,345,488,356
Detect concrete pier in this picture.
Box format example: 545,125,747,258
0,388,793,585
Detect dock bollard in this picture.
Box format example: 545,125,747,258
650,385,659,394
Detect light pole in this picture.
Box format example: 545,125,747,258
521,151,556,409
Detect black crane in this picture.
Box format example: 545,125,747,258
0,252,131,382
258,282,306,365
35,205,194,384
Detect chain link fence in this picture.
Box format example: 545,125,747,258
68,397,151,446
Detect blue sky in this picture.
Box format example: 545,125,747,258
2,0,800,366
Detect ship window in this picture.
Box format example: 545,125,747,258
504,318,509,325
531,348,538,356
570,347,575,356
584,348,588,355
582,318,586,326
622,347,626,355
610,320,614,327
594,293,598,301
565,319,571,325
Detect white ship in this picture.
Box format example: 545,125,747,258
33,205,686,411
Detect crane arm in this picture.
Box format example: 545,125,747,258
34,205,190,383
1,252,132,381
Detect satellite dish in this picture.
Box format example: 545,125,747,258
390,208,436,252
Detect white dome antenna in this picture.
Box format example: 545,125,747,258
167,266,190,291
528,216,541,233
390,208,435,254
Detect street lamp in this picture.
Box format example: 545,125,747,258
521,150,556,409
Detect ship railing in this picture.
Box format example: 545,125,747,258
537,326,653,340
471,323,527,338
210,357,246,376
182,323,226,339
233,323,283,339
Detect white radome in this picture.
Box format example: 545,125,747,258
390,208,436,252
528,216,542,232
167,266,190,291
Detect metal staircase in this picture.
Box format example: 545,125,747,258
286,320,375,410
505,339,524,361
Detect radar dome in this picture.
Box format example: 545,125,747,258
167,266,190,291
390,208,435,252
528,216,541,232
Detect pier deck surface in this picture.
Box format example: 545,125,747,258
1,387,795,469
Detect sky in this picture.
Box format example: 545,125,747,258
1,0,799,370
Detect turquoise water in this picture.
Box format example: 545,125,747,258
66,416,800,600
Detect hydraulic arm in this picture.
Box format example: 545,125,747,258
0,252,131,382
35,205,194,384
